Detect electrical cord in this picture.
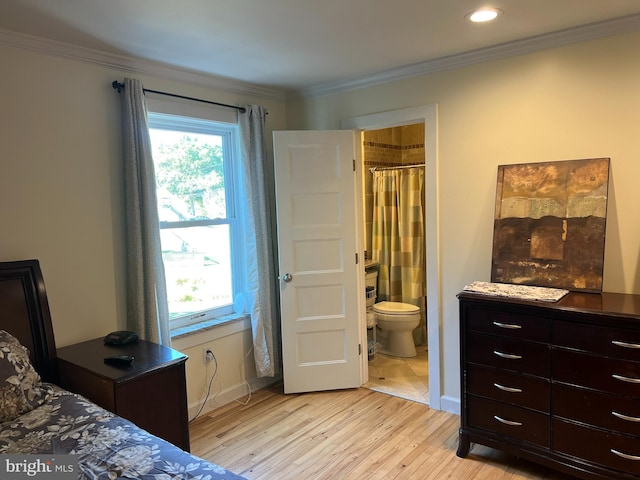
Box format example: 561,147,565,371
188,345,255,421
233,346,254,406
189,350,218,423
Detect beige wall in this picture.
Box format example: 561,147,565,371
286,32,640,405
0,44,286,415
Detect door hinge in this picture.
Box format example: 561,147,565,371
353,159,356,171
355,253,359,264
359,343,362,355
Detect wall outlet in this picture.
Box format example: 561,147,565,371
203,347,214,363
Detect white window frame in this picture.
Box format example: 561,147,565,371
148,111,246,330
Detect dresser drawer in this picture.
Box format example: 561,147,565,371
553,349,640,397
554,384,640,437
465,306,550,342
553,419,640,476
467,396,550,447
468,364,549,413
467,332,550,377
554,320,640,362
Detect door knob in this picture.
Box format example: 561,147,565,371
281,273,293,283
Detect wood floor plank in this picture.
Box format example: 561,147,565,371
189,384,576,480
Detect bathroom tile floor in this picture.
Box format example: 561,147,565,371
364,343,429,405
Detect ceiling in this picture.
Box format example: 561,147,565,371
1,0,640,94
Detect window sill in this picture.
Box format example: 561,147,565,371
170,313,252,352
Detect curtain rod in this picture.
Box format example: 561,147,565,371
112,81,246,113
369,163,425,173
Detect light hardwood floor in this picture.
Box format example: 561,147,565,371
189,384,576,480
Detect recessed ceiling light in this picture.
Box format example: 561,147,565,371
467,7,503,23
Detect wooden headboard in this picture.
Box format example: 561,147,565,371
0,259,58,383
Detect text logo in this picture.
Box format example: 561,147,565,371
1,455,77,480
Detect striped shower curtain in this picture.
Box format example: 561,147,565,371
372,167,426,345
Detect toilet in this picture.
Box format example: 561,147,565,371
374,301,421,357
365,265,421,358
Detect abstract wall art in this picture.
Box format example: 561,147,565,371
491,157,610,292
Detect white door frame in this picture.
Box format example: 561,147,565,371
342,104,442,410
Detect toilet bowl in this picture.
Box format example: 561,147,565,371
373,301,421,357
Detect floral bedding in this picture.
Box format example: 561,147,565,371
0,330,247,480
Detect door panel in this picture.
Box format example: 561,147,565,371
273,130,362,394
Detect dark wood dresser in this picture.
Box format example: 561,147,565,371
57,337,190,451
457,291,640,480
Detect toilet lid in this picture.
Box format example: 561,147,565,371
373,301,420,315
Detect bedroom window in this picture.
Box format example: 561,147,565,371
148,112,245,329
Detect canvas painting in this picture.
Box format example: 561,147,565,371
491,157,610,292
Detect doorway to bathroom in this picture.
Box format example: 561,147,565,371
361,123,429,405
342,103,440,410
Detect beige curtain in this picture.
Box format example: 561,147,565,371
238,105,279,377
119,77,171,346
372,167,426,345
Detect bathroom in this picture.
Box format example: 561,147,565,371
361,123,429,405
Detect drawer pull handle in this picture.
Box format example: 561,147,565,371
612,411,640,423
612,374,640,384
494,350,522,360
612,340,640,349
493,383,523,393
493,415,522,427
492,321,522,330
611,449,640,461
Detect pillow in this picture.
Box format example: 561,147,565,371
0,330,47,423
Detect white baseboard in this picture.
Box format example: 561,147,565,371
440,395,461,415
188,375,281,420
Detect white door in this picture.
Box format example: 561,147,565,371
273,130,363,394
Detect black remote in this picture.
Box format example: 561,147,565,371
104,355,134,366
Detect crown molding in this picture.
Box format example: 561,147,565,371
295,13,640,99
2,12,639,103
0,27,286,102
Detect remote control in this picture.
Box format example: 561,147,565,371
104,355,134,366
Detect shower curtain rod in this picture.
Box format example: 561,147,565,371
111,81,247,113
369,163,425,173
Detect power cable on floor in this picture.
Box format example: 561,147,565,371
234,346,254,406
189,350,218,423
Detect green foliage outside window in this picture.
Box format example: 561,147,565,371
154,135,225,219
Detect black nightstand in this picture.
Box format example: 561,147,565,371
57,337,190,451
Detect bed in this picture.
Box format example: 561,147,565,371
0,259,247,480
